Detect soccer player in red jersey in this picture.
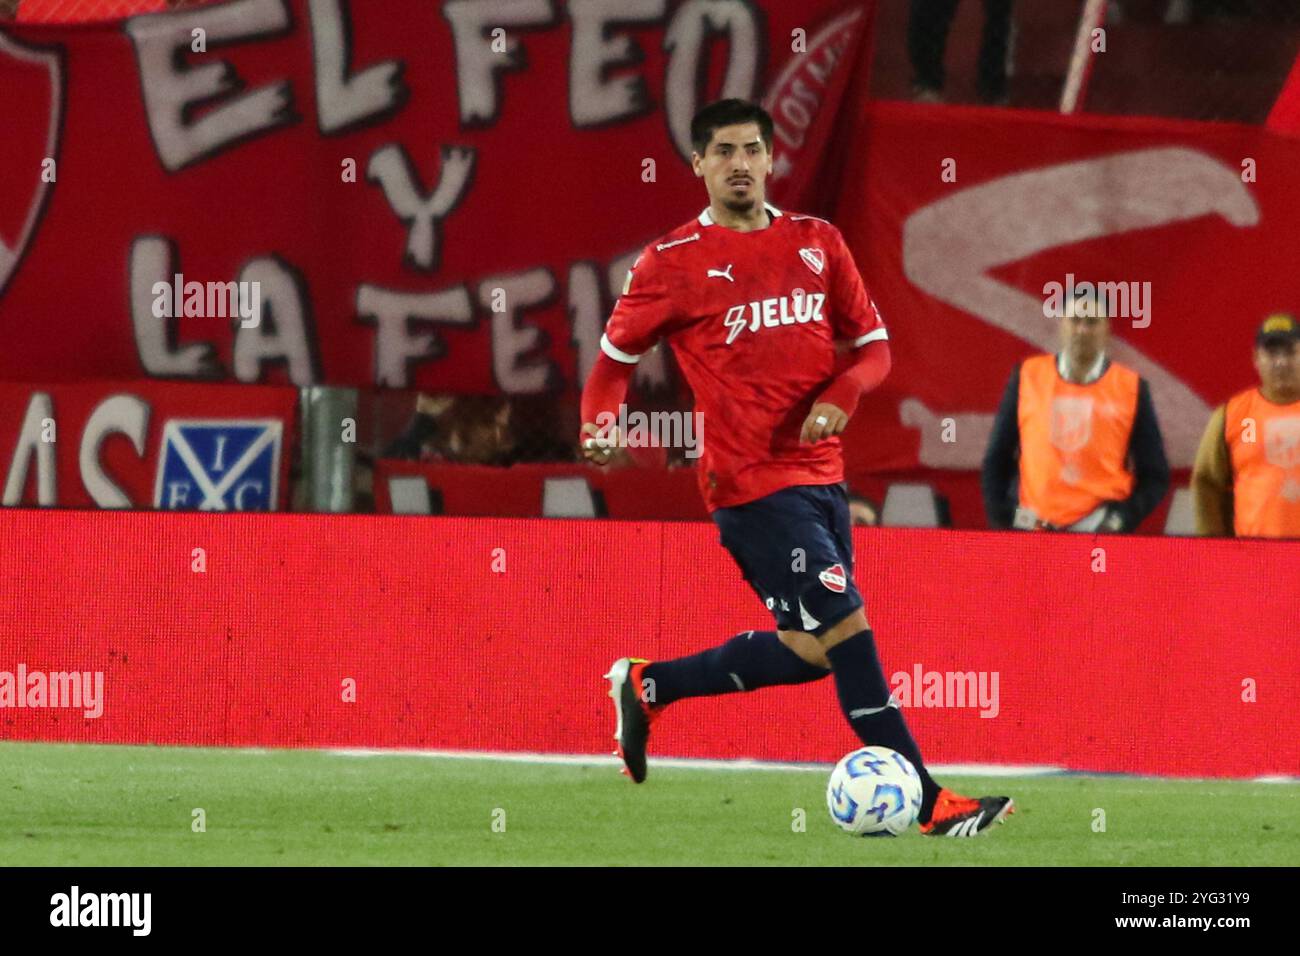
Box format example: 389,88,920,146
580,99,1013,836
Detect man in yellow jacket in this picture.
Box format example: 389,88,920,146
1192,314,1300,538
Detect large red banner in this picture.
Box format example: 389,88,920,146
0,0,872,395
834,102,1300,479
5,2,1299,500
1,509,1295,778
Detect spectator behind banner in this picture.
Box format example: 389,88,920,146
1191,313,1300,538
907,0,1015,105
981,290,1170,532
847,492,881,526
384,394,574,466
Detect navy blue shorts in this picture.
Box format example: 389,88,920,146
712,483,864,636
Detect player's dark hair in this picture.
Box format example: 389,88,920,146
690,99,774,156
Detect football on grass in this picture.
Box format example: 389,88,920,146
826,746,924,836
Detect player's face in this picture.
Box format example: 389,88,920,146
1254,340,1300,399
691,122,773,213
1060,303,1109,367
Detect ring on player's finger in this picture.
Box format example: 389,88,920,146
815,415,828,426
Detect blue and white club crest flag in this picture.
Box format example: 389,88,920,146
154,420,283,511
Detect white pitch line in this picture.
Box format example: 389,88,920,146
326,748,1064,777
328,748,831,772
929,763,1065,777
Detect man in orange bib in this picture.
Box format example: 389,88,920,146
982,291,1170,532
1192,314,1300,538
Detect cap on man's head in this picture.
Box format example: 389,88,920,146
1256,313,1300,347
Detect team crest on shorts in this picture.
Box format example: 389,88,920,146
818,563,848,593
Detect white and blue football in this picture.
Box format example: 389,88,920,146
826,746,924,836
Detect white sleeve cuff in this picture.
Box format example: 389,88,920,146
853,328,889,348
601,333,642,365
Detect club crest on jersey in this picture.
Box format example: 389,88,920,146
1264,416,1300,469
722,292,826,344
819,563,848,593
1049,397,1093,453
799,247,825,275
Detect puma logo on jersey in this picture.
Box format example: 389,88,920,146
707,264,735,282
722,293,826,344
799,247,825,275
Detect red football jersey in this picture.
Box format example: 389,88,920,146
602,203,887,511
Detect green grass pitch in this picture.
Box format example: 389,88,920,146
2,742,1296,866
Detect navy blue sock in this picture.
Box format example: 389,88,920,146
644,631,829,707
825,629,943,822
